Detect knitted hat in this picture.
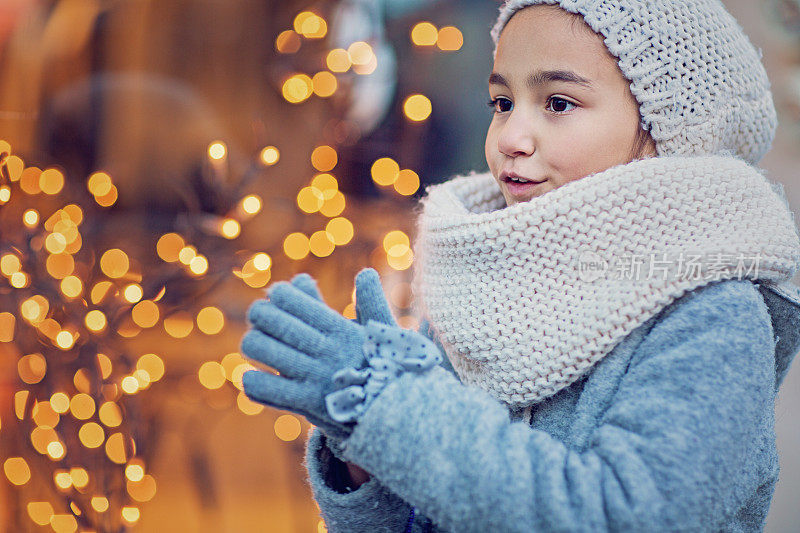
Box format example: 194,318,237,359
490,0,777,165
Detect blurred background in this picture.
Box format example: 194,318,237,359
0,0,799,531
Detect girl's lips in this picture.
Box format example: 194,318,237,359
504,178,546,197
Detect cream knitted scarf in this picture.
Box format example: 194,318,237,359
411,155,800,408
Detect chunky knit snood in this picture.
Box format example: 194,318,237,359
411,155,800,408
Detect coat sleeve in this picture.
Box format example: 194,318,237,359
301,318,456,532
303,426,415,532
334,280,778,532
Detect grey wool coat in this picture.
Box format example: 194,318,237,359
303,278,800,532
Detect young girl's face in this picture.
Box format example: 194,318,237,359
485,6,656,206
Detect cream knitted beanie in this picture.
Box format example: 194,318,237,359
490,0,777,166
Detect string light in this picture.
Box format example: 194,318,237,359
208,141,227,160
411,22,438,46
259,146,280,165
403,94,432,121
437,26,464,51
0,7,450,522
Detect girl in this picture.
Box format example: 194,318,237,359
241,1,800,531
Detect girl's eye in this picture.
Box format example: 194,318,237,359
547,96,576,114
486,97,512,114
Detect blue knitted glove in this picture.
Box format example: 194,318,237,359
241,278,365,440
241,268,442,439
258,272,346,436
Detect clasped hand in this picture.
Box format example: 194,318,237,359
240,268,440,441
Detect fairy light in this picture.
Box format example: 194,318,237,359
50,393,70,413
27,502,54,525
276,30,301,53
4,457,31,485
319,191,345,217
198,362,226,389
70,393,96,420
131,300,159,328
123,284,143,303
99,402,123,427
283,232,310,260
189,255,208,275
411,22,438,46
403,94,432,121
91,497,109,512
252,252,271,271
163,312,194,338
121,377,139,395
55,331,75,350
70,467,89,488
371,157,400,186
23,209,39,227
87,172,113,196
47,441,65,460
282,74,313,104
59,276,82,298
156,233,184,262
39,168,65,195
10,271,27,288
121,506,140,524
325,217,354,245
274,414,302,441
312,71,337,97
100,249,130,278
241,194,262,214
0,313,14,342
394,169,420,196
309,231,335,258
311,146,338,172
347,41,373,65
437,26,464,51
220,218,241,239
125,463,144,482
0,27,408,522
196,306,224,335
326,49,351,72
311,173,338,199
177,248,196,267
236,391,264,415
208,141,227,160
133,369,151,389
54,471,72,489
51,515,78,531
259,146,279,165
18,354,46,384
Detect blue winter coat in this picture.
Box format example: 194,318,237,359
302,278,800,532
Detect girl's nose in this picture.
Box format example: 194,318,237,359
496,112,536,157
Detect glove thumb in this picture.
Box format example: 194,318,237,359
355,268,398,327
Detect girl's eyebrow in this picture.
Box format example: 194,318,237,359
488,70,594,89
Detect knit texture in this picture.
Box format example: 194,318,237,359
490,0,777,165
411,155,800,408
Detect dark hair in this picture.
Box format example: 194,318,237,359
629,122,655,161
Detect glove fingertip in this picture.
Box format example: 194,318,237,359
291,273,323,300
241,369,260,392
355,267,379,283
